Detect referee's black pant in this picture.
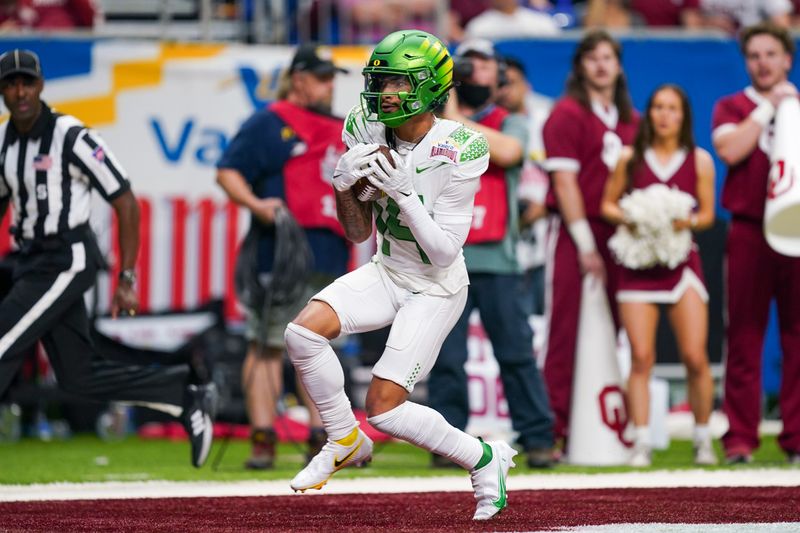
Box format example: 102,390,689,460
0,233,188,414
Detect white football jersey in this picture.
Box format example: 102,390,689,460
343,104,489,295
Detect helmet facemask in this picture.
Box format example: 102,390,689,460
361,69,433,128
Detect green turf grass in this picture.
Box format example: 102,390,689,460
0,434,793,485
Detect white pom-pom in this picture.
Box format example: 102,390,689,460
609,184,697,270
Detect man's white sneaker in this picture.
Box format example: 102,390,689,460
470,440,517,521
290,427,373,492
628,444,651,467
694,440,718,466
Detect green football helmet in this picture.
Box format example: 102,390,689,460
361,30,454,128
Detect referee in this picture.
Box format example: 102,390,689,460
0,49,216,467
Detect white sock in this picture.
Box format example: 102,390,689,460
367,401,483,469
634,425,651,448
694,424,711,445
284,322,357,441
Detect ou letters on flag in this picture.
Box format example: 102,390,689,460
764,97,800,256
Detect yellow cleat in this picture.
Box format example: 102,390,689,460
290,427,373,492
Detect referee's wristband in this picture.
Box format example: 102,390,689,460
568,219,597,255
118,269,137,286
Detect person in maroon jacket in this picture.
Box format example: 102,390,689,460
541,30,639,450
712,22,800,465
602,84,717,467
630,0,703,27
0,0,98,30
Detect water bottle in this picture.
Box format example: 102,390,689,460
0,403,22,443
35,410,53,442
51,419,73,440
96,403,130,441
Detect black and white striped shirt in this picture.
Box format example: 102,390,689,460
0,103,130,241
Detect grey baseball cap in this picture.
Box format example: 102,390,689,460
454,39,498,59
0,49,43,80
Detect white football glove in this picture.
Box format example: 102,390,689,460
332,143,380,192
365,150,413,200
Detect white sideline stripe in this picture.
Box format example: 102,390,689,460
528,524,800,533
0,243,85,359
1,469,799,502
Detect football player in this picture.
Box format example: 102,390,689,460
283,29,517,520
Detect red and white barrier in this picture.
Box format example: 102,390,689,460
89,196,248,321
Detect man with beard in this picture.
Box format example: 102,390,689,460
541,30,639,453
711,22,800,464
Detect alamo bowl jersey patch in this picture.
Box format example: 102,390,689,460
429,141,458,163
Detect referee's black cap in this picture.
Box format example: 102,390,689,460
289,43,348,76
0,49,43,81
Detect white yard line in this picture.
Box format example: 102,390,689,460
1,469,798,502
529,524,800,533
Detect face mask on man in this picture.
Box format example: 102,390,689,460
456,83,492,109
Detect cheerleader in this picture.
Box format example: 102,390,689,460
601,84,717,466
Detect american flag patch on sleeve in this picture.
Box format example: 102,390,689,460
33,154,52,170
92,146,105,163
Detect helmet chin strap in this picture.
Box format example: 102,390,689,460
385,126,396,149
375,91,419,128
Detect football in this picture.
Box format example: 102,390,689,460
352,145,394,202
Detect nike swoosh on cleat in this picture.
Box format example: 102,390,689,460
491,461,507,510
333,441,362,468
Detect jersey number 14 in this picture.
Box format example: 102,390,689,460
374,197,431,265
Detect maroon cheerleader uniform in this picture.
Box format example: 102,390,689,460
616,148,708,304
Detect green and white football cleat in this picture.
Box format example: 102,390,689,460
470,440,517,521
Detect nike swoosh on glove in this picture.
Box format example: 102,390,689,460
332,143,381,192
365,150,413,200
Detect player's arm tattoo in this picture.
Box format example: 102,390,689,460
335,188,372,243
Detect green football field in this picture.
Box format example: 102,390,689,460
0,434,792,485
